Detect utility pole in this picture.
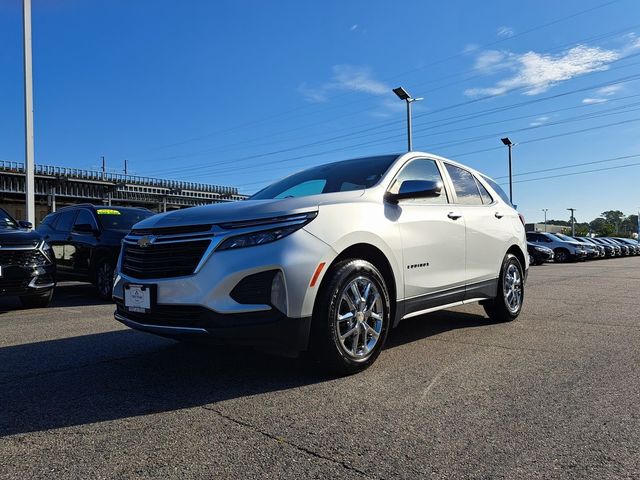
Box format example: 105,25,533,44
393,87,423,152
501,137,514,204
101,156,106,180
567,208,576,236
23,0,35,225
124,159,128,175
542,208,548,232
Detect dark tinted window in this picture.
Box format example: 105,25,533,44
481,174,512,206
96,208,153,230
74,210,98,229
40,214,56,226
475,177,494,204
388,159,448,204
445,164,483,205
251,155,397,200
56,210,77,232
0,209,18,230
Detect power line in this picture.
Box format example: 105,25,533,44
149,70,640,177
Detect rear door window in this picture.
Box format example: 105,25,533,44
444,164,483,205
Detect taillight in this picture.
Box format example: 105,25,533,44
518,213,525,226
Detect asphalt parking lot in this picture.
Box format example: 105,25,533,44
1,257,639,479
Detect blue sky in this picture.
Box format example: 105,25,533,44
1,0,639,223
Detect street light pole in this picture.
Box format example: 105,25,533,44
567,208,576,236
393,87,423,152
22,0,35,225
500,137,514,204
542,208,548,232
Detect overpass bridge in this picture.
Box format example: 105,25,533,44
0,161,247,224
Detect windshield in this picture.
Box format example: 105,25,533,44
96,208,153,230
0,209,19,230
553,233,577,242
251,155,398,200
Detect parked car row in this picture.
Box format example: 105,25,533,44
526,231,639,265
0,205,153,308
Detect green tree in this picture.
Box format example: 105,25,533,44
590,217,615,236
601,210,625,234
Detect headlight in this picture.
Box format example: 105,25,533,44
39,240,54,263
534,246,547,252
217,212,317,251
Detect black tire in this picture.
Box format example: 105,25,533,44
554,248,569,263
94,257,115,300
308,259,391,376
483,253,524,323
19,290,53,308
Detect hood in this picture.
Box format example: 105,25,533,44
0,228,42,245
132,190,364,230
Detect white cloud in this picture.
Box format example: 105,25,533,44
299,65,389,102
497,26,514,38
462,43,479,54
473,50,507,73
529,116,550,127
582,97,608,104
350,24,358,31
465,45,620,97
597,84,622,96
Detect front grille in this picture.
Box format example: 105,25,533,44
230,270,277,305
0,249,49,267
116,302,212,328
121,240,210,279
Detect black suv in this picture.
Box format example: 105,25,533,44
37,205,153,299
0,208,56,308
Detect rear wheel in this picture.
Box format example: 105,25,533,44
483,253,524,322
308,259,391,376
19,290,53,308
94,257,115,300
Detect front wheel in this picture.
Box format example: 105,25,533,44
94,258,115,300
554,248,569,263
483,253,524,322
308,259,391,376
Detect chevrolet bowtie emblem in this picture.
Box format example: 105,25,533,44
137,236,156,248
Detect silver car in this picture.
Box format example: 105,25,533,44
114,152,528,374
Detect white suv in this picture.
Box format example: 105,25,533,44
114,152,527,374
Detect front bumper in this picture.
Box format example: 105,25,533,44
113,228,336,353
114,301,311,354
0,264,56,297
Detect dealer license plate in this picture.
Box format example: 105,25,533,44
124,284,151,313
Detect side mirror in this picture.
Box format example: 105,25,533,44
18,220,33,229
72,223,98,234
385,180,443,204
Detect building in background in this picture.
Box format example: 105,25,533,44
525,223,568,234
0,161,247,224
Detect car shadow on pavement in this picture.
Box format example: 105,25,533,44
0,309,492,437
0,282,111,313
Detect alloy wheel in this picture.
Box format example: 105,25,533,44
334,276,384,360
503,263,523,314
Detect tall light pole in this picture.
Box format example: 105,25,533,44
393,87,423,152
567,208,577,236
542,208,548,232
23,0,35,224
501,137,514,204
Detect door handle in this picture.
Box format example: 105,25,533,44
447,211,462,220
495,212,504,219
